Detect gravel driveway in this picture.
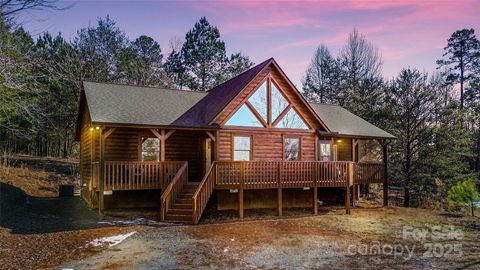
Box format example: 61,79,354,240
61,208,480,270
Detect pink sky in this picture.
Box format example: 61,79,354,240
19,0,480,86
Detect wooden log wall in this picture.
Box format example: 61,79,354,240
79,103,92,193
165,130,206,181
218,129,315,161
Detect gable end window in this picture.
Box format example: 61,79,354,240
224,78,311,130
284,137,301,161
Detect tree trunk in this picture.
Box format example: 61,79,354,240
472,202,475,217
404,189,410,207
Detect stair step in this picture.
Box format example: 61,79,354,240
180,188,197,193
168,208,193,215
175,198,192,204
177,194,194,199
172,203,191,209
165,214,192,222
185,182,200,186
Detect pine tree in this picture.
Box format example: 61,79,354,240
119,35,166,87
73,16,127,82
437,29,480,109
302,45,340,104
181,17,227,91
385,68,438,207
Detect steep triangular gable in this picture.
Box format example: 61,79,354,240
214,59,329,131
172,58,272,127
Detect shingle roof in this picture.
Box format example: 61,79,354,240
77,59,394,140
309,103,395,139
82,81,207,126
173,58,272,127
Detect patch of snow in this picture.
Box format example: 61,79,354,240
87,231,136,248
223,248,229,253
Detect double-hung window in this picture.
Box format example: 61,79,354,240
233,136,251,161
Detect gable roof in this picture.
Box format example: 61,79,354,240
172,58,272,127
82,81,207,126
309,103,395,139
76,58,394,140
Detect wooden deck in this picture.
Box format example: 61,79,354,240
93,160,385,224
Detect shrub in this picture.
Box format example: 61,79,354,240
447,179,479,217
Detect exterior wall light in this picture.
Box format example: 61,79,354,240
95,126,100,130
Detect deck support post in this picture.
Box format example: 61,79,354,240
239,188,244,219
353,185,359,206
313,187,318,215
277,188,283,216
239,162,244,219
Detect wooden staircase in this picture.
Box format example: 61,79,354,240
160,162,217,225
164,182,199,223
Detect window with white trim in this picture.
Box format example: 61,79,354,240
233,136,251,161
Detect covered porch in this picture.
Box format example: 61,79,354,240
86,126,390,223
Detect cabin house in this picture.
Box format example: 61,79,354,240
75,58,394,224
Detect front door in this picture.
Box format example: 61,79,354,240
204,138,212,174
318,140,333,161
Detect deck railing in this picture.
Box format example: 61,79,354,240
160,161,188,221
103,161,185,191
215,161,352,189
353,162,385,184
192,162,216,224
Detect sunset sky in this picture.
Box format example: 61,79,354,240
18,0,480,86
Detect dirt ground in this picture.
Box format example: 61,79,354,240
0,154,79,197
48,207,479,270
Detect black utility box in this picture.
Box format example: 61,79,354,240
58,184,74,197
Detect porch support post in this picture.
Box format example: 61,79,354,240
313,187,318,215
346,163,353,214
382,140,389,207
98,128,104,216
150,129,175,162
214,130,219,161
277,188,283,216
352,138,359,204
98,127,116,216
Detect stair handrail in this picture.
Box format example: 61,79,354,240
192,161,216,224
160,161,188,221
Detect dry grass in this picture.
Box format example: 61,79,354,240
0,226,138,270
